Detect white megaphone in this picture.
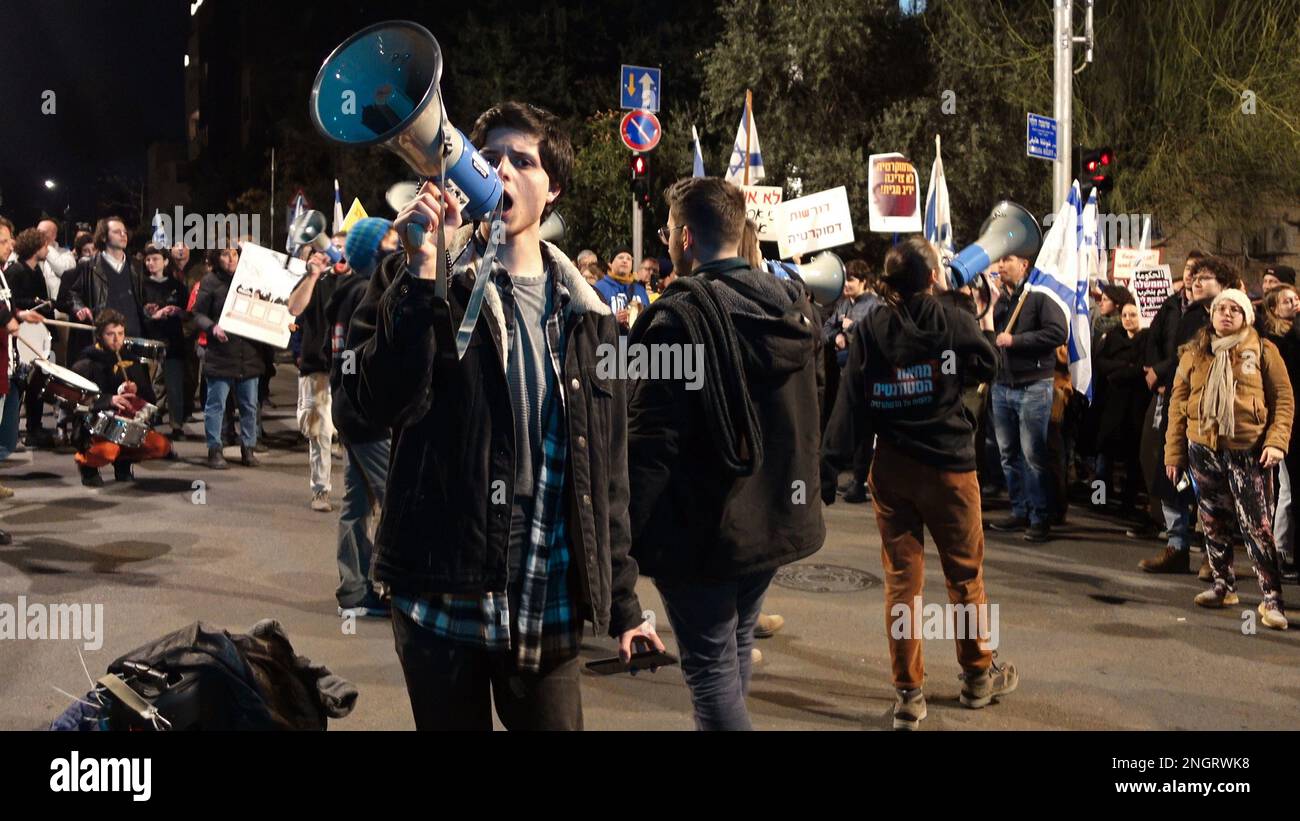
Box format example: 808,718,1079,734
539,210,566,245
948,200,1042,288
288,209,343,264
310,21,503,227
385,181,420,214
765,251,845,305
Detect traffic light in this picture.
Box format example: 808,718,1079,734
629,152,652,207
1077,146,1114,193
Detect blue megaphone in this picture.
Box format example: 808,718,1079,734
948,200,1043,288
309,21,503,223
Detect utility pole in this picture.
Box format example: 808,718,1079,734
1053,0,1094,211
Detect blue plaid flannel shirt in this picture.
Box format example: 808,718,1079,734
393,251,581,671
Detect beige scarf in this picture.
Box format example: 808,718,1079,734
1199,329,1248,442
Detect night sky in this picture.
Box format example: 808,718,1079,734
0,0,188,229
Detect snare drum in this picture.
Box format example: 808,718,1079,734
122,337,167,363
28,360,101,410
90,412,149,448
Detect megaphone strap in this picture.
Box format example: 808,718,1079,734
453,200,508,360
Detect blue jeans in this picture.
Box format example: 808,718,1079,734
654,569,775,731
991,379,1054,526
337,438,389,607
204,377,258,449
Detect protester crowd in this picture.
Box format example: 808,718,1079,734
3,98,1295,733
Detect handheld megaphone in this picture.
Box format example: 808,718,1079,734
310,21,503,224
539,210,566,245
289,210,343,264
765,251,846,305
948,200,1042,288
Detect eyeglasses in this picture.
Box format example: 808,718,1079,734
1213,304,1243,316
657,224,685,245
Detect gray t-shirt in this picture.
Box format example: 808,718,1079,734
506,269,554,499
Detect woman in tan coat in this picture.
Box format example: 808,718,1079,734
1165,288,1292,629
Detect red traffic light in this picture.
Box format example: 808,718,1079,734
631,154,648,177
1100,151,1112,166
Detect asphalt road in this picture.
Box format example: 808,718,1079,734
1,365,1297,731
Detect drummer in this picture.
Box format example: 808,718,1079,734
140,245,188,439
71,308,172,487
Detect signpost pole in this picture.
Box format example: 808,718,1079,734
743,89,752,187
1053,0,1073,212
632,195,642,271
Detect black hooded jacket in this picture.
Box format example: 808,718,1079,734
824,291,998,475
627,257,825,581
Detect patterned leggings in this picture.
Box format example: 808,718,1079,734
1187,442,1284,606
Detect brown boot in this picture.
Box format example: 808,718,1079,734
1139,546,1190,573
1197,554,1213,581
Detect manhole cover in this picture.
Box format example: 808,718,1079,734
773,564,878,593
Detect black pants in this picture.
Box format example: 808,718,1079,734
390,498,582,730
391,610,582,730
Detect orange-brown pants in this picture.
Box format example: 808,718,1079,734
75,430,172,468
869,440,993,690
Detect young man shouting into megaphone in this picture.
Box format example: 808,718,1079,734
343,102,663,730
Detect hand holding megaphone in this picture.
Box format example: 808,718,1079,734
395,180,464,280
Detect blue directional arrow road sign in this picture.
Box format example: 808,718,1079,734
1026,112,1057,161
620,109,662,152
620,65,661,112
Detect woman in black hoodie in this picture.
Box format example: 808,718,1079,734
823,237,1018,730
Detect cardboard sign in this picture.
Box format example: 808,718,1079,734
219,241,307,349
1128,264,1173,329
777,186,855,259
867,153,921,233
740,185,784,242
1111,247,1161,283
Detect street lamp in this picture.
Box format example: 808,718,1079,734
44,179,56,190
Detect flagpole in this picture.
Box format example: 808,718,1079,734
743,89,753,187
270,147,276,250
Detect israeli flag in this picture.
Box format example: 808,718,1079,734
923,134,953,285
1026,181,1093,400
724,94,764,185
691,125,706,178
286,192,305,254
332,179,344,236
151,209,168,249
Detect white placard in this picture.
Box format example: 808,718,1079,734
218,241,307,349
1128,264,1173,329
777,186,855,259
1111,247,1161,283
867,152,922,233
740,185,784,242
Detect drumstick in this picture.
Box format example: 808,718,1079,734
13,334,48,361
39,318,95,331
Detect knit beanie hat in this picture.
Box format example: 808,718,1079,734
344,218,394,277
1211,288,1255,327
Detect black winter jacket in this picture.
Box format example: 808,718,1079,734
1145,290,1190,390
1094,327,1148,451
993,283,1068,384
72,345,156,414
190,269,268,381
342,230,644,639
326,274,386,444
627,257,825,581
